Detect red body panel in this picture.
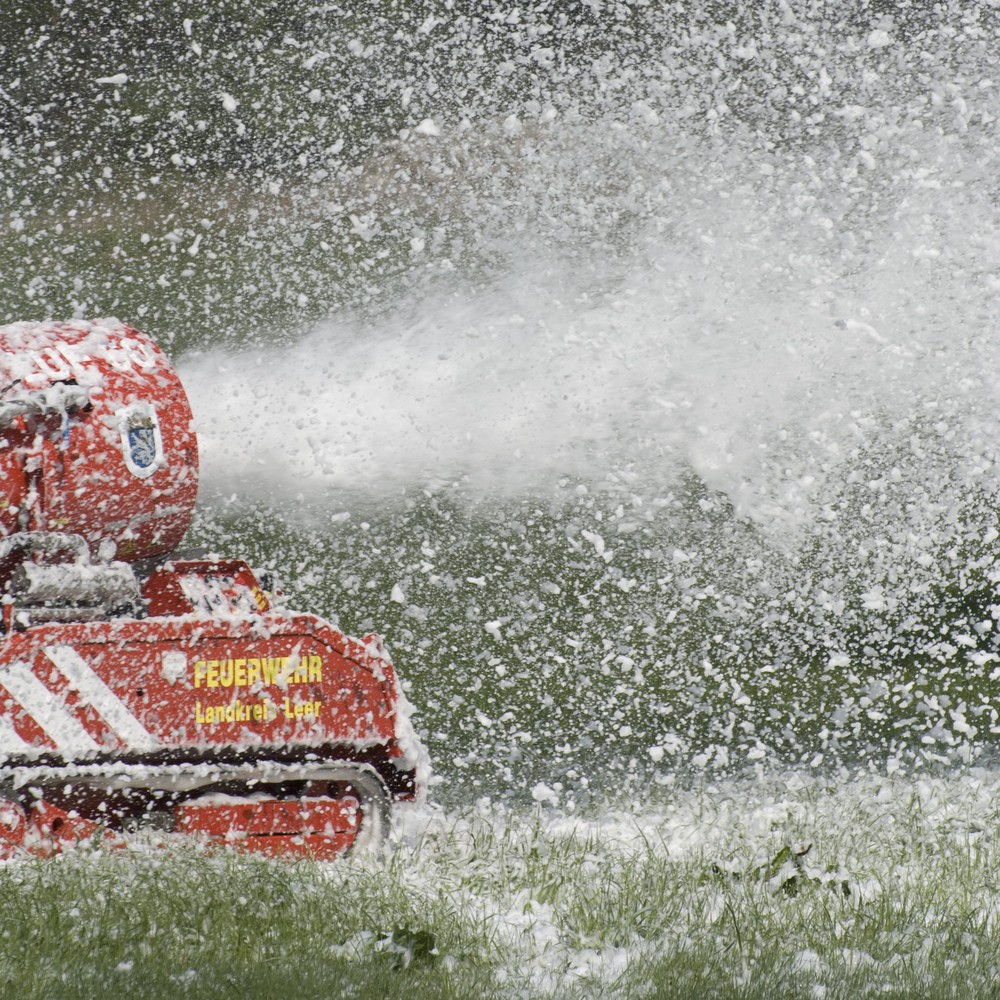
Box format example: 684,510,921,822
176,797,360,858
0,613,401,759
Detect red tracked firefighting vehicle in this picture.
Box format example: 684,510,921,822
0,319,426,858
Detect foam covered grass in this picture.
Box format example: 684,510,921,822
1,767,998,999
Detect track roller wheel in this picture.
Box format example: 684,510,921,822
334,770,391,855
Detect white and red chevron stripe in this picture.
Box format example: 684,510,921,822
0,645,157,756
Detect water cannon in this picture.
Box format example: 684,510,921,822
0,320,198,563
0,320,424,858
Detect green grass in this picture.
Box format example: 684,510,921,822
0,849,498,999
1,769,999,999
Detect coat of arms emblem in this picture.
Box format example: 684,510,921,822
118,404,164,479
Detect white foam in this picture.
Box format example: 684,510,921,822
183,166,1000,533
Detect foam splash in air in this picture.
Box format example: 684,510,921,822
182,143,1000,536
